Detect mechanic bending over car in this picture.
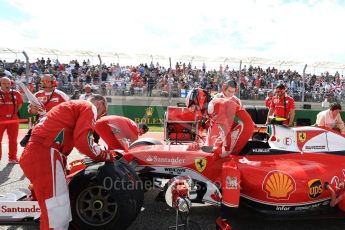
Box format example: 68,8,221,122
186,87,254,157
315,102,345,134
94,115,149,151
19,95,115,230
265,83,295,127
212,80,254,155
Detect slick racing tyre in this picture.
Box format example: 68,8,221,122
69,159,144,230
129,137,163,149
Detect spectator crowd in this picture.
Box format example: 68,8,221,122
1,57,345,103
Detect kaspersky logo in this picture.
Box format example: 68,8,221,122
263,170,296,200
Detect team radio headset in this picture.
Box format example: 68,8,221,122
41,74,58,88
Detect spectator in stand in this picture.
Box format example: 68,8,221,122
71,90,80,100
316,102,345,134
264,90,273,108
0,77,23,163
147,76,155,97
79,84,93,100
265,84,295,126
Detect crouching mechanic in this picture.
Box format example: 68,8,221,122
94,115,149,151
19,95,113,230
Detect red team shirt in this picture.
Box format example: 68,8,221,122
264,96,272,108
95,115,139,150
34,89,69,113
269,95,295,119
0,90,23,119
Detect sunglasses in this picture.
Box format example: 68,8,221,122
41,80,52,84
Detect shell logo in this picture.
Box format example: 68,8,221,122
263,171,296,200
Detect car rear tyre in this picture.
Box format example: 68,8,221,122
69,160,144,230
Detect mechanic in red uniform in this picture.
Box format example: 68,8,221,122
214,79,241,106
213,80,255,155
95,115,149,151
28,74,69,120
19,95,112,230
186,87,254,156
264,90,273,108
265,84,295,126
0,77,23,163
207,97,239,157
185,88,212,138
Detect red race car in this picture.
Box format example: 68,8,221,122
124,105,345,229
1,106,345,230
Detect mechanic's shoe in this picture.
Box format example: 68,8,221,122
8,159,19,164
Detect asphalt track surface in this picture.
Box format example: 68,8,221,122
1,130,345,230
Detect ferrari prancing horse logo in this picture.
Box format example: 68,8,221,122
195,158,207,172
298,132,307,142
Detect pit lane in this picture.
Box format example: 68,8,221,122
1,131,345,230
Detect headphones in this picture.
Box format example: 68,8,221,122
41,74,58,87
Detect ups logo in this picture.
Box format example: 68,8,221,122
308,179,323,199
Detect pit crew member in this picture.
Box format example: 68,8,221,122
265,84,295,126
19,95,112,230
0,77,23,163
28,74,69,120
214,79,241,106
316,102,345,134
264,90,273,108
186,88,212,136
95,115,149,151
211,80,255,155
207,96,239,157
186,87,254,156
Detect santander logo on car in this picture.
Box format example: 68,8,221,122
1,205,40,213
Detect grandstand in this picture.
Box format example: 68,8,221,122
1,47,345,106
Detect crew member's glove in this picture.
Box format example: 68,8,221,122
96,149,114,162
187,142,200,151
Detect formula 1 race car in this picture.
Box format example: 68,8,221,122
1,106,345,230
123,106,345,229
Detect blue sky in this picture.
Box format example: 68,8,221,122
1,0,345,69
